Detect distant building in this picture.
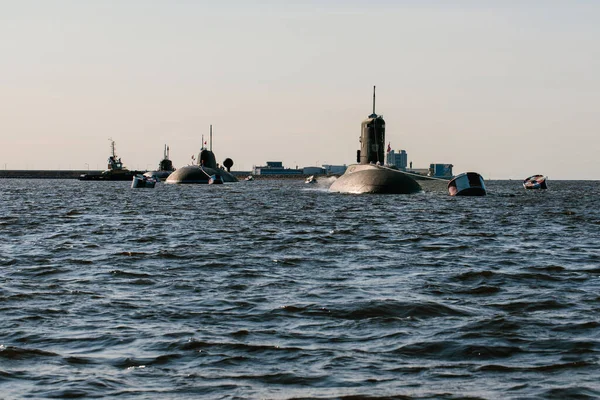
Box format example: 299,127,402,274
322,164,347,175
428,163,453,178
386,150,408,170
303,166,326,175
253,161,303,175
252,162,348,176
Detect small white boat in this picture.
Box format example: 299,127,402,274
448,172,486,196
245,175,254,181
305,175,317,184
131,174,157,188
523,175,547,189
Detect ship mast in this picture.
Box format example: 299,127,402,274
109,138,116,157
373,85,376,115
369,86,377,118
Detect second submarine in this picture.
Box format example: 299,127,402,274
329,87,422,194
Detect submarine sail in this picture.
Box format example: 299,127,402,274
359,86,386,165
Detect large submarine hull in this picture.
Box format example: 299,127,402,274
329,164,421,194
165,166,238,184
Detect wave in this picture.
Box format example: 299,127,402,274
0,346,58,360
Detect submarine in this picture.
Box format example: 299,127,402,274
144,144,176,181
165,125,238,184
329,87,422,194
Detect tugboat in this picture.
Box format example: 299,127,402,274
523,175,547,189
79,139,142,181
144,145,176,181
447,172,486,196
329,87,422,194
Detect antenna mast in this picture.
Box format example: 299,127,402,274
109,138,115,157
210,125,213,152
372,85,376,115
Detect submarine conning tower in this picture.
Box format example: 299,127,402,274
359,86,385,165
198,149,217,168
197,125,217,168
159,144,175,171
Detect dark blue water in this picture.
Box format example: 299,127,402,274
1,178,599,399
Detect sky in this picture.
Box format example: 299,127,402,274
1,0,599,179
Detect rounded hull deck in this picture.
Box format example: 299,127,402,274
329,164,422,194
165,166,238,184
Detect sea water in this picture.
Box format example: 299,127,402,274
1,179,599,399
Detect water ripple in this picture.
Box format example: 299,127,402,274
1,179,599,398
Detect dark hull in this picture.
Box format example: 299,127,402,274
78,171,142,181
449,187,487,196
165,166,238,184
448,172,486,196
132,182,154,188
144,170,174,181
524,182,547,189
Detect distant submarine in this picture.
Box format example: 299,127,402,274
166,125,238,184
329,87,422,194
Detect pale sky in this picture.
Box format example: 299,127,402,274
1,0,598,179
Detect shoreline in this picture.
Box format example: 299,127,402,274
0,170,323,180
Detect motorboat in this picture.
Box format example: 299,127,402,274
131,174,157,188
305,175,317,184
448,172,486,196
523,175,547,189
245,175,254,181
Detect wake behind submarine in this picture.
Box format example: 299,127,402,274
329,87,422,194
166,125,238,184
